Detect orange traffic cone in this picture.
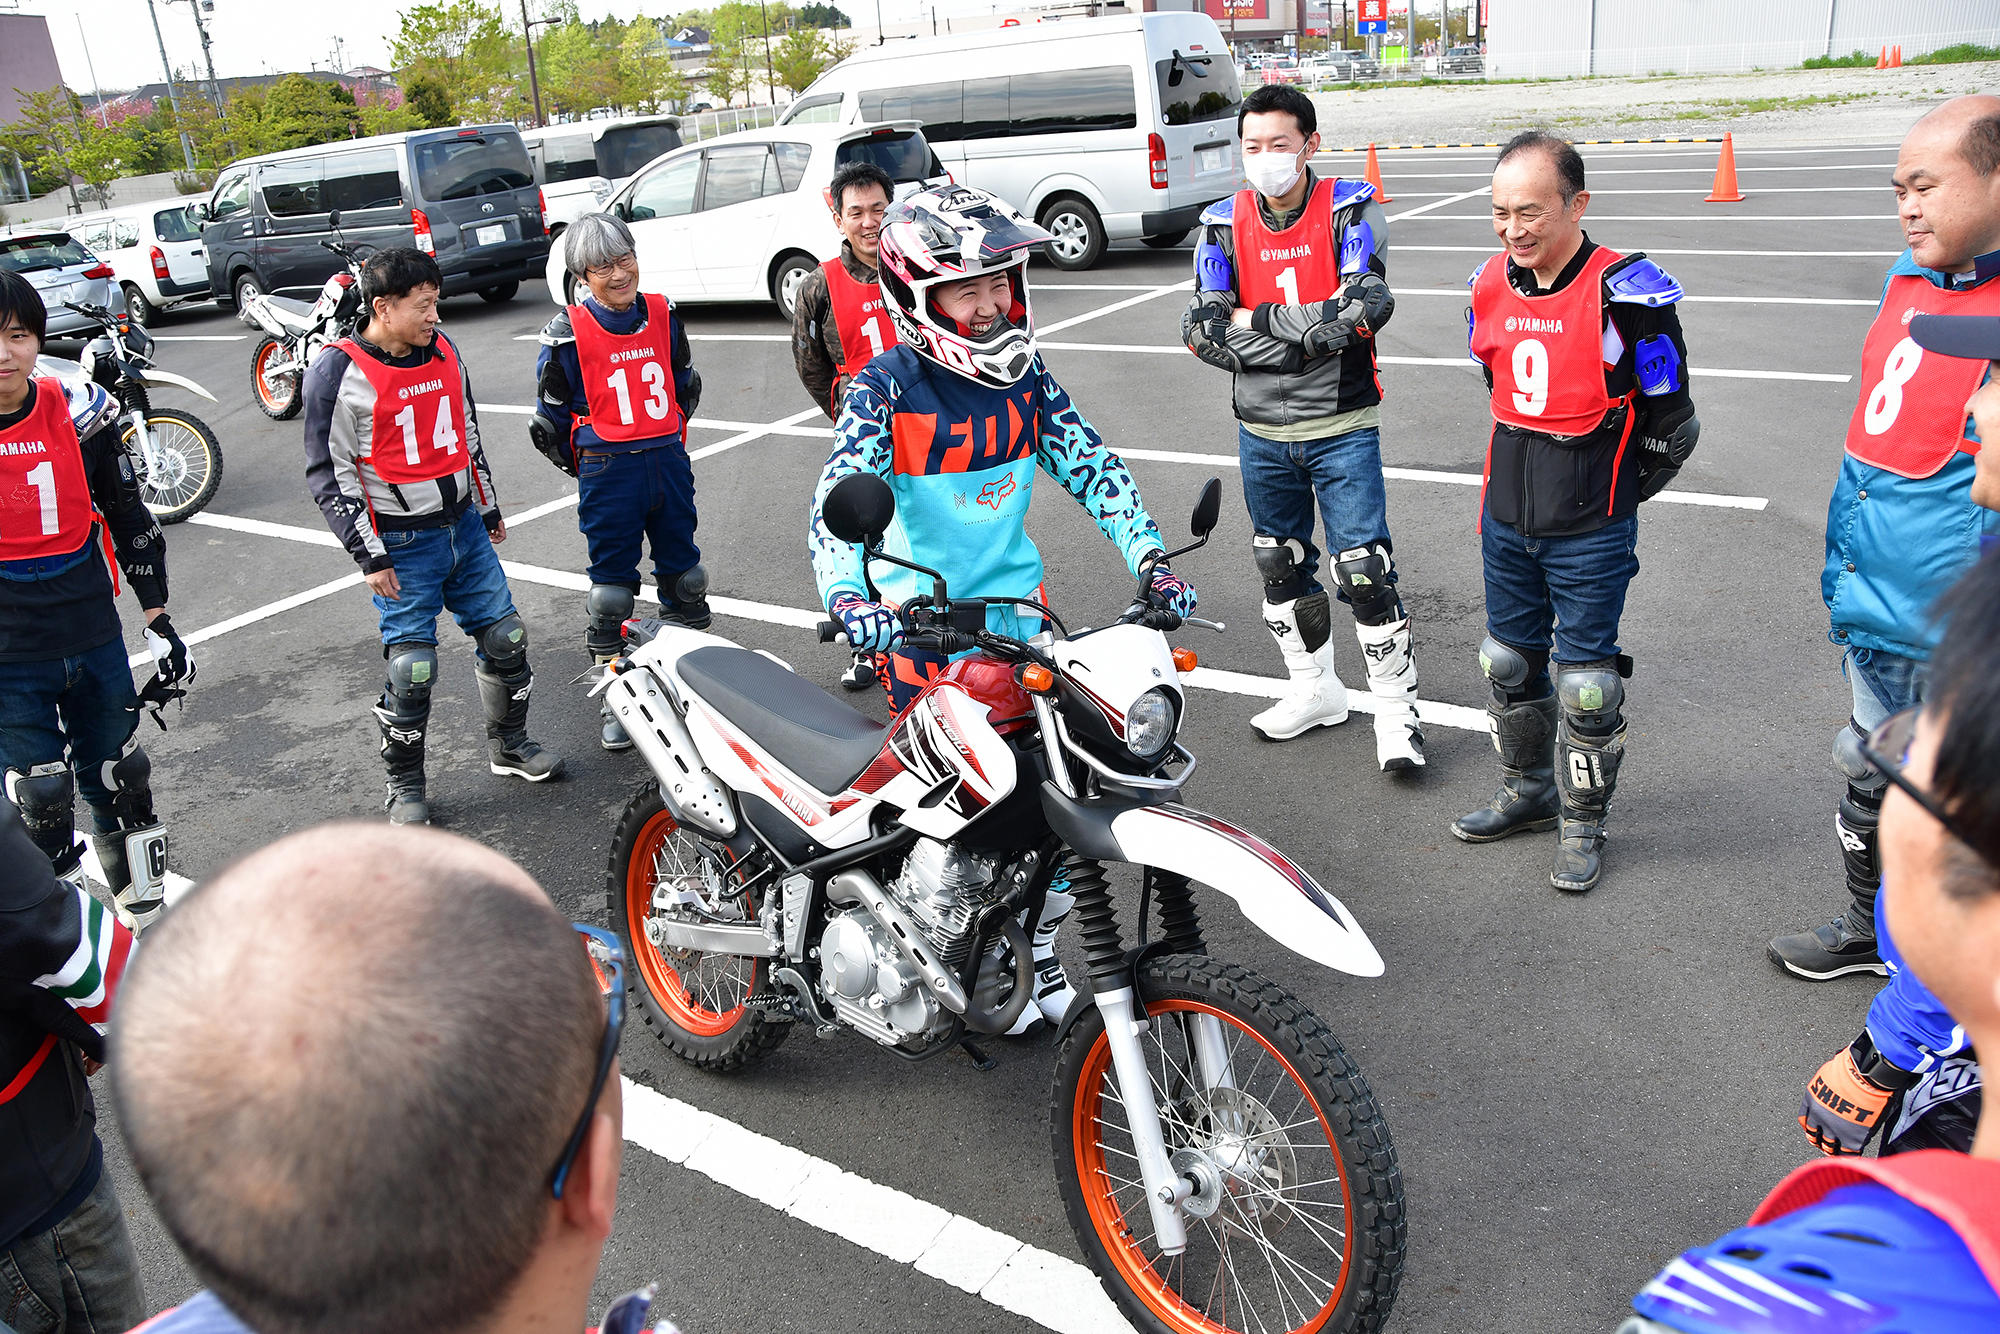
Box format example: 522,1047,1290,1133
1890,44,1903,67
1363,143,1393,203
1704,132,1745,203
1875,46,1887,68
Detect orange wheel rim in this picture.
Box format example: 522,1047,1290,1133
623,806,750,1037
1071,998,1354,1334
254,343,287,408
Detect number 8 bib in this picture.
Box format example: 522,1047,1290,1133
1843,274,1998,480
339,333,472,485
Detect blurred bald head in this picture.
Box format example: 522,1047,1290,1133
1894,95,2000,274
112,824,600,1334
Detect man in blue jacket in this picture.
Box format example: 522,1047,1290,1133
1769,95,2000,981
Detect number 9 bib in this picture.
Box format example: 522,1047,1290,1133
1469,245,1625,437
339,334,470,485
1843,274,1998,479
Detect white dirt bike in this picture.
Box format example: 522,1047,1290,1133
597,475,1405,1334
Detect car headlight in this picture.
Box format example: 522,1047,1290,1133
1125,688,1177,760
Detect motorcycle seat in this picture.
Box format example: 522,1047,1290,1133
263,296,319,331
677,646,886,797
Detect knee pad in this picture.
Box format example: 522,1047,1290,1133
669,564,709,604
96,736,156,829
5,761,78,867
1251,533,1311,603
384,643,439,711
475,613,529,674
1556,660,1625,735
1833,719,1888,795
586,584,637,657
1477,636,1536,691
1332,543,1403,624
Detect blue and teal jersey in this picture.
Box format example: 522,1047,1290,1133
810,346,1164,637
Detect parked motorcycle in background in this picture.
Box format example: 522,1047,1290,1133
37,300,224,523
245,215,370,421
596,474,1406,1334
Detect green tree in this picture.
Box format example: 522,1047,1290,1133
404,74,458,127
357,89,424,136
392,0,519,117
798,3,849,28
537,15,624,117
259,75,360,151
618,19,687,112
773,26,849,95
2,86,122,209
704,0,792,106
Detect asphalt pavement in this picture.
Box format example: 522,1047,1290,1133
82,140,1913,1334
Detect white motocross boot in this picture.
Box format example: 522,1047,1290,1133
1006,887,1077,1035
1251,592,1349,741
1356,616,1426,771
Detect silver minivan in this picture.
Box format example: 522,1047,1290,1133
779,12,1242,269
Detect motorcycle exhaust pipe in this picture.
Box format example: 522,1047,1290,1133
602,667,738,838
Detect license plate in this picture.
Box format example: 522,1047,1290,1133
1199,146,1231,175
475,223,505,247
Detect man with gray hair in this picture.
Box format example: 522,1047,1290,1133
532,213,705,751
110,823,632,1334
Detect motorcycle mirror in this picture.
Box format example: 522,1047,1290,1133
822,473,896,546
1190,477,1222,540
327,208,342,230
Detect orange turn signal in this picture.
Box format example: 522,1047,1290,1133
1020,664,1055,694
1171,647,1199,673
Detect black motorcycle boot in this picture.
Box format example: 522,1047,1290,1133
661,566,712,630
373,695,431,825
1768,784,1887,979
1550,715,1624,893
476,662,564,782
1452,693,1560,842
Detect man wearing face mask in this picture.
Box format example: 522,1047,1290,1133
1182,85,1420,773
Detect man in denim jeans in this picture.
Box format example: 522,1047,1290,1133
305,249,562,826
1452,133,1699,894
1182,85,1422,772
1768,96,2000,980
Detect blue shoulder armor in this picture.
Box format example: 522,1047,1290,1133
1631,1184,1999,1334
1604,256,1683,307
1198,196,1236,226
1467,260,1488,289
1329,178,1375,211
1339,220,1376,277
1194,231,1234,293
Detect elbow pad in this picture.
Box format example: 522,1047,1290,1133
1635,334,1684,397
1337,273,1394,332
1338,220,1376,277
528,413,576,477
682,368,702,420
1182,307,1244,372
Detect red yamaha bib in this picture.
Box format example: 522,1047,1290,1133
339,333,470,485
0,379,98,562
824,258,900,375
1844,274,1998,479
1233,180,1342,308
1469,246,1626,437
570,293,683,442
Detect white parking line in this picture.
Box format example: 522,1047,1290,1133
1396,245,1899,257
1388,287,1877,307
1405,214,1889,222
151,334,246,341
1037,281,1191,336
1038,341,1852,382
1327,165,1896,177
482,402,832,443
1387,185,1490,221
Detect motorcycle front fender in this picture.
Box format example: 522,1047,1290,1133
1039,782,1384,978
136,368,217,402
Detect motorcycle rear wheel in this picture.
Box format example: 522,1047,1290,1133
607,780,788,1072
124,409,223,523
1054,955,1404,1334
251,335,303,420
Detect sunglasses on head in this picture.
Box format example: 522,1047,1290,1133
551,922,624,1199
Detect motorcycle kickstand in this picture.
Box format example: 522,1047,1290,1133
958,1038,997,1071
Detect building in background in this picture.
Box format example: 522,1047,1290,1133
1486,0,2000,77
0,14,63,125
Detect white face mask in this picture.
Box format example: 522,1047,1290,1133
1244,147,1305,199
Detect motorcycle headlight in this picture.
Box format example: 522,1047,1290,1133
1124,688,1178,760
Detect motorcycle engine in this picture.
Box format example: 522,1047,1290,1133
820,840,1016,1048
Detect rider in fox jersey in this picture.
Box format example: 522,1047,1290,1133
807,185,1195,1033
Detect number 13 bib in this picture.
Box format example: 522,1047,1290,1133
1844,274,1998,479
571,293,682,442
339,334,469,484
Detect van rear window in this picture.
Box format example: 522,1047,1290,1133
834,131,942,182
598,124,684,179
860,68,1138,141
1156,51,1241,126
414,134,534,201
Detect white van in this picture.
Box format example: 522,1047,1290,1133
523,116,685,237
779,12,1241,269
68,201,211,326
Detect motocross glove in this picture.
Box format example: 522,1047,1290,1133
830,591,903,654
1800,1033,1915,1156
1147,562,1198,618
139,611,194,727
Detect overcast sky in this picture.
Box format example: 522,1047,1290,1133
19,0,1048,94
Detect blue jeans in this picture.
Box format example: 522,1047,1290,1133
0,637,139,830
577,446,700,589
1843,646,1923,731
0,1165,145,1334
1482,514,1640,695
1237,423,1392,598
373,506,518,649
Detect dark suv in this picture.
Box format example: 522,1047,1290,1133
200,125,551,319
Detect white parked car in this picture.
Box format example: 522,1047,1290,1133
65,202,211,326
544,121,947,320
523,116,685,238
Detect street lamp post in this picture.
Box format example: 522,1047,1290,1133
142,0,197,172
759,0,777,106
519,0,555,126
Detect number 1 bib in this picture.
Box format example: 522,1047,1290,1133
1844,273,1998,479
1233,179,1343,309
0,378,98,562
571,293,682,443
338,334,469,485
1469,246,1625,437
824,258,899,375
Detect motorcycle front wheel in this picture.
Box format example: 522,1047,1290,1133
1054,955,1404,1334
251,335,303,420
607,780,788,1072
124,410,223,523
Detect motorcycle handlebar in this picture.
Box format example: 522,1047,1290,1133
817,620,847,645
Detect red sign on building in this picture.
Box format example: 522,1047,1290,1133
1357,0,1388,20
1203,0,1269,18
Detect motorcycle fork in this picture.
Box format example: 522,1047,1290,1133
1069,858,1191,1255
1150,871,1235,1096
123,407,162,475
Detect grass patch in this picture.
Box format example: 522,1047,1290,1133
1803,49,1877,68
1669,91,1874,117
1911,43,2000,64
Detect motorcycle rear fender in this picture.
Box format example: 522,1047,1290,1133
1039,783,1384,978
136,368,216,402
603,665,738,838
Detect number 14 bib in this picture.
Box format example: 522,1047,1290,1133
1844,274,1998,479
339,334,469,484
